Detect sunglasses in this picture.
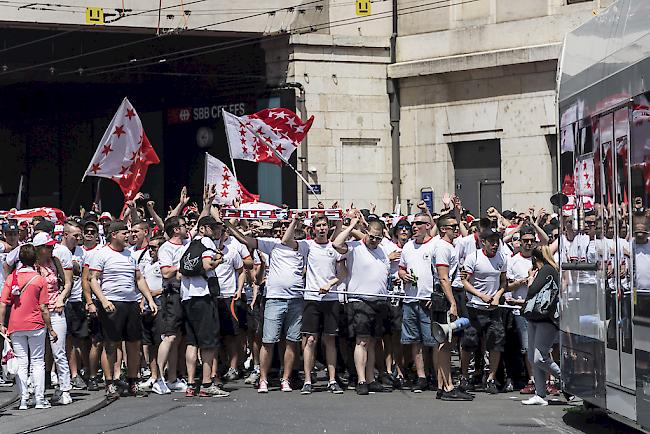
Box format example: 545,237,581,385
367,234,383,242
84,230,97,235
412,221,428,226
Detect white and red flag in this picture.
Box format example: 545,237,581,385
205,153,240,205
237,181,260,203
83,98,160,201
223,108,314,166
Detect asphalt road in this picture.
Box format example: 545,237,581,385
39,379,643,434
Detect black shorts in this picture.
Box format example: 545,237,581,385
161,290,184,336
453,288,469,319
248,295,265,336
217,297,247,336
141,297,163,346
97,301,142,343
88,300,103,343
383,303,403,335
182,295,220,349
348,300,389,339
65,301,89,339
466,307,506,353
301,300,340,336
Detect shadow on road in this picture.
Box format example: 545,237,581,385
562,407,645,434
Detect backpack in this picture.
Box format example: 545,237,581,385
523,274,559,322
179,238,215,277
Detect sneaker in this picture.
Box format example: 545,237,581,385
459,376,472,393
379,372,394,388
168,378,188,392
138,377,155,390
300,383,313,395
244,370,260,385
87,377,100,392
223,368,239,382
356,381,369,395
129,383,148,397
440,388,474,401
426,374,438,391
486,379,499,395
211,376,224,389
153,378,172,395
140,367,151,379
280,379,292,392
522,395,548,406
105,383,120,399
347,375,358,390
71,375,87,390
546,381,560,396
436,389,443,399
116,379,130,397
520,381,535,395
393,376,405,390
258,380,269,393
19,399,29,410
54,391,73,405
411,377,428,393
199,384,230,398
35,399,51,409
328,381,344,394
504,378,514,393
368,381,392,393
185,386,197,397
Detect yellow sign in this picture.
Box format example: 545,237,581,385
356,0,371,16
86,7,104,25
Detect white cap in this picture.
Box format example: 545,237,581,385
32,232,57,247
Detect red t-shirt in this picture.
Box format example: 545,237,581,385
0,267,48,334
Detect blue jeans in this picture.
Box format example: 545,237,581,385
262,298,303,344
514,315,529,355
400,302,437,346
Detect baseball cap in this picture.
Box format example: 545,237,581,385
197,216,221,228
99,212,113,221
479,228,501,240
107,221,128,233
502,210,517,220
32,232,57,247
34,220,55,234
83,220,99,231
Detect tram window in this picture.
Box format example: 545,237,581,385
630,94,650,319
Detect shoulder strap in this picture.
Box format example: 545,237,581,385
13,273,40,297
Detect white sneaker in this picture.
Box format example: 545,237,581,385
152,378,171,395
19,399,29,410
280,379,292,392
138,377,155,390
35,399,52,409
244,370,260,385
167,378,188,392
54,391,73,405
522,395,548,406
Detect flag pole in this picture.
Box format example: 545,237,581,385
247,126,320,200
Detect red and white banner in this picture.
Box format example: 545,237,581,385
237,181,260,204
0,207,66,224
205,153,239,205
83,98,160,201
223,108,313,166
221,208,343,221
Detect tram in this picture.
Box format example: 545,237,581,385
557,0,650,431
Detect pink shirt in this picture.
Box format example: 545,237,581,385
36,261,60,311
0,268,48,334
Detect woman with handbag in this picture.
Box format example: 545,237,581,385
0,244,58,410
521,246,561,406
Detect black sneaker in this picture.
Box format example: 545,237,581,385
328,382,344,394
441,388,474,401
71,375,87,390
347,375,358,390
393,376,405,390
459,376,472,393
436,389,443,399
87,377,100,391
368,381,392,393
411,377,428,393
379,372,394,388
356,382,369,395
129,383,148,398
300,383,313,395
486,379,499,395
105,383,120,399
426,374,438,392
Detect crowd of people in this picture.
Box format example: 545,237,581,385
0,187,567,410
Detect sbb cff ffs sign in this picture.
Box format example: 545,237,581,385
167,103,246,124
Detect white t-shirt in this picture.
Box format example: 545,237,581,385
380,238,401,277
223,236,251,262
506,252,532,314
257,237,307,299
433,238,463,289
180,237,218,301
53,244,73,270
634,240,650,291
158,239,189,287
464,249,507,309
88,245,139,302
142,260,162,310
299,239,344,302
398,237,436,302
344,240,392,301
215,241,244,298
454,233,480,265
68,246,86,302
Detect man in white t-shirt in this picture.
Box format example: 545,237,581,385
226,218,308,394
397,213,437,394
461,228,507,395
88,221,158,399
506,225,536,394
283,213,346,395
154,216,190,395
333,214,394,395
179,216,229,399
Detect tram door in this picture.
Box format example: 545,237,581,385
598,106,635,391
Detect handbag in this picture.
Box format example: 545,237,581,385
523,274,559,322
